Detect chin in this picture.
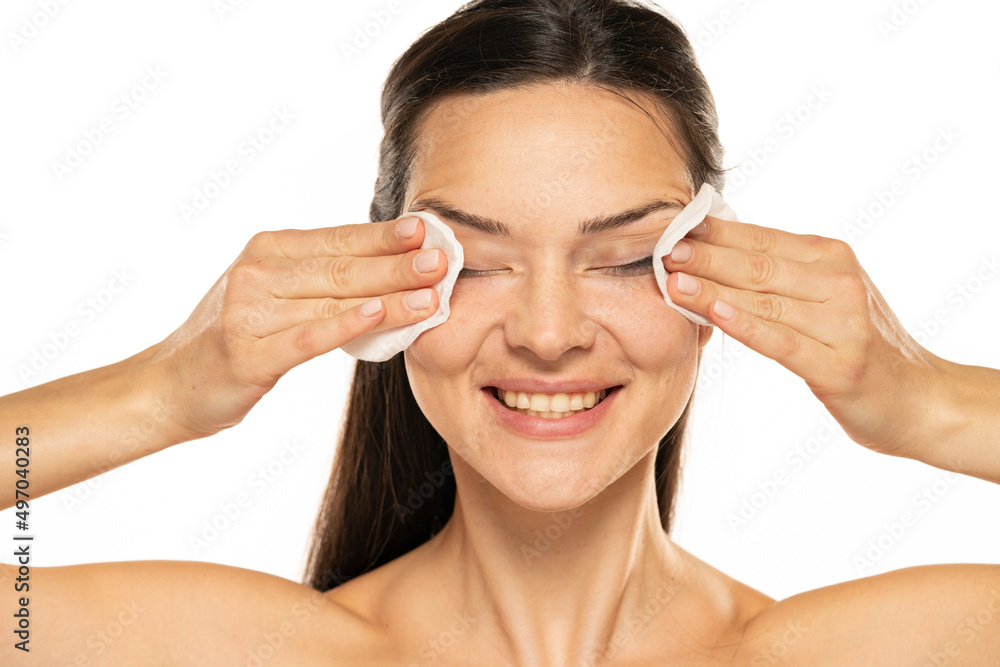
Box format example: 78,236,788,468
489,461,611,513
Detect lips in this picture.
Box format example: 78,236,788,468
482,384,620,438
479,376,624,395
487,386,618,411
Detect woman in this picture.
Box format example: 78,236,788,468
3,0,999,664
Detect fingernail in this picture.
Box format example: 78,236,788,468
688,220,708,238
670,240,692,263
359,298,383,318
414,249,440,274
396,217,419,240
712,300,735,321
405,288,433,311
676,272,699,296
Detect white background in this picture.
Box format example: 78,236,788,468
1,0,998,602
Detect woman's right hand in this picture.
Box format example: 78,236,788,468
148,216,447,441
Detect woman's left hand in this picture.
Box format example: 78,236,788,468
663,215,950,458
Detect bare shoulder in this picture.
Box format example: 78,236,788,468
740,563,1000,666
3,559,386,666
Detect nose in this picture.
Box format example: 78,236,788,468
503,269,597,361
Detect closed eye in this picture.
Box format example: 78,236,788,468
605,255,654,276
459,255,655,277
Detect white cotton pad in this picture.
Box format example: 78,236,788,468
652,183,740,326
338,210,464,362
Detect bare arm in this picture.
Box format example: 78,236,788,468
0,217,446,662
0,217,447,512
664,216,1000,485
895,359,1000,486
744,564,1000,665
0,559,364,666
0,343,192,510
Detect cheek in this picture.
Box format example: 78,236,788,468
605,275,697,360
405,287,489,397
584,277,700,405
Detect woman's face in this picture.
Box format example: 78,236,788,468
403,81,712,511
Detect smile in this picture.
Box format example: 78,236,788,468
488,386,615,418
482,385,622,438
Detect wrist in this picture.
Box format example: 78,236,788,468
897,353,970,472
124,341,206,449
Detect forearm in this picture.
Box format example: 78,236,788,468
0,343,194,510
897,357,1000,486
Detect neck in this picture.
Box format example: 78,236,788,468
429,449,686,666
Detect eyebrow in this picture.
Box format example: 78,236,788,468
407,197,685,238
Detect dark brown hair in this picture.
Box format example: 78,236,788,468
305,0,726,591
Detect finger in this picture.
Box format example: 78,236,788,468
252,298,389,377
254,285,441,376
686,214,832,262
244,216,426,259
666,270,837,344
704,297,836,388
663,238,838,303
232,288,441,339
231,247,449,300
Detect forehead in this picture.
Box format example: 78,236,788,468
404,82,693,229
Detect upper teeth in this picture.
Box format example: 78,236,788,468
493,388,610,412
